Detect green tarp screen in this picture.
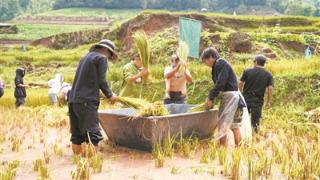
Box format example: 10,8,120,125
179,17,202,59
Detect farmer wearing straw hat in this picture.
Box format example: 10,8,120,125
201,47,246,147
68,39,118,155
120,54,149,98
164,54,193,104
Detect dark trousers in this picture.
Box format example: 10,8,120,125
247,103,263,129
68,102,103,146
15,97,25,108
164,91,186,104
0,88,3,98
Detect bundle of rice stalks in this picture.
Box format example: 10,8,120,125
188,103,210,112
305,107,320,123
139,101,169,117
133,30,151,68
176,41,189,72
71,158,90,180
117,96,151,110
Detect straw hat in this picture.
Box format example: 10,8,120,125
94,39,117,59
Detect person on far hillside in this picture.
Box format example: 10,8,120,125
14,68,28,108
48,74,64,106
164,54,193,104
239,55,274,133
60,82,72,105
119,54,149,98
0,77,4,98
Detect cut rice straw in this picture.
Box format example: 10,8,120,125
176,41,189,72
133,30,151,68
188,103,210,112
139,101,169,117
117,96,151,110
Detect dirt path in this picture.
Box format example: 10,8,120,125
13,16,115,25
0,39,30,45
0,125,228,180
12,20,111,25
0,105,292,180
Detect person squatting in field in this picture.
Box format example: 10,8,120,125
48,74,64,106
68,39,118,155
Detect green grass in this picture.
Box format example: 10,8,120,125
1,41,320,107
25,8,141,18
242,26,320,33
0,24,108,40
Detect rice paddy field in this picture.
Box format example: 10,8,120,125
0,9,141,43
30,8,141,18
0,24,108,41
1,8,320,180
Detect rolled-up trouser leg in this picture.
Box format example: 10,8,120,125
247,103,263,129
69,102,103,146
15,97,25,108
215,92,240,140
49,93,58,105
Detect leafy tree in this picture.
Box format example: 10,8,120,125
302,3,316,16
0,0,20,21
2,0,320,20
285,1,316,16
26,0,54,14
268,0,289,13
19,0,30,9
244,0,266,6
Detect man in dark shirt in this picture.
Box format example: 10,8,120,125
0,78,3,98
68,39,117,155
14,68,28,108
201,47,244,147
239,55,274,133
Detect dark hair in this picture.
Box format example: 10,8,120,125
201,47,220,61
90,45,106,52
133,54,140,61
254,55,267,66
171,54,179,62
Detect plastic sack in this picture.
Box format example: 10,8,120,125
239,107,252,140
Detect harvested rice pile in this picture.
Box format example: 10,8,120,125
116,97,168,117
188,103,210,113
139,101,169,117
117,96,151,109
305,107,320,123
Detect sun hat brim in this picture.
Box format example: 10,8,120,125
95,43,117,59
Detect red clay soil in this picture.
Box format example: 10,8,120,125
278,41,306,53
227,32,252,53
118,13,217,48
28,12,314,50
